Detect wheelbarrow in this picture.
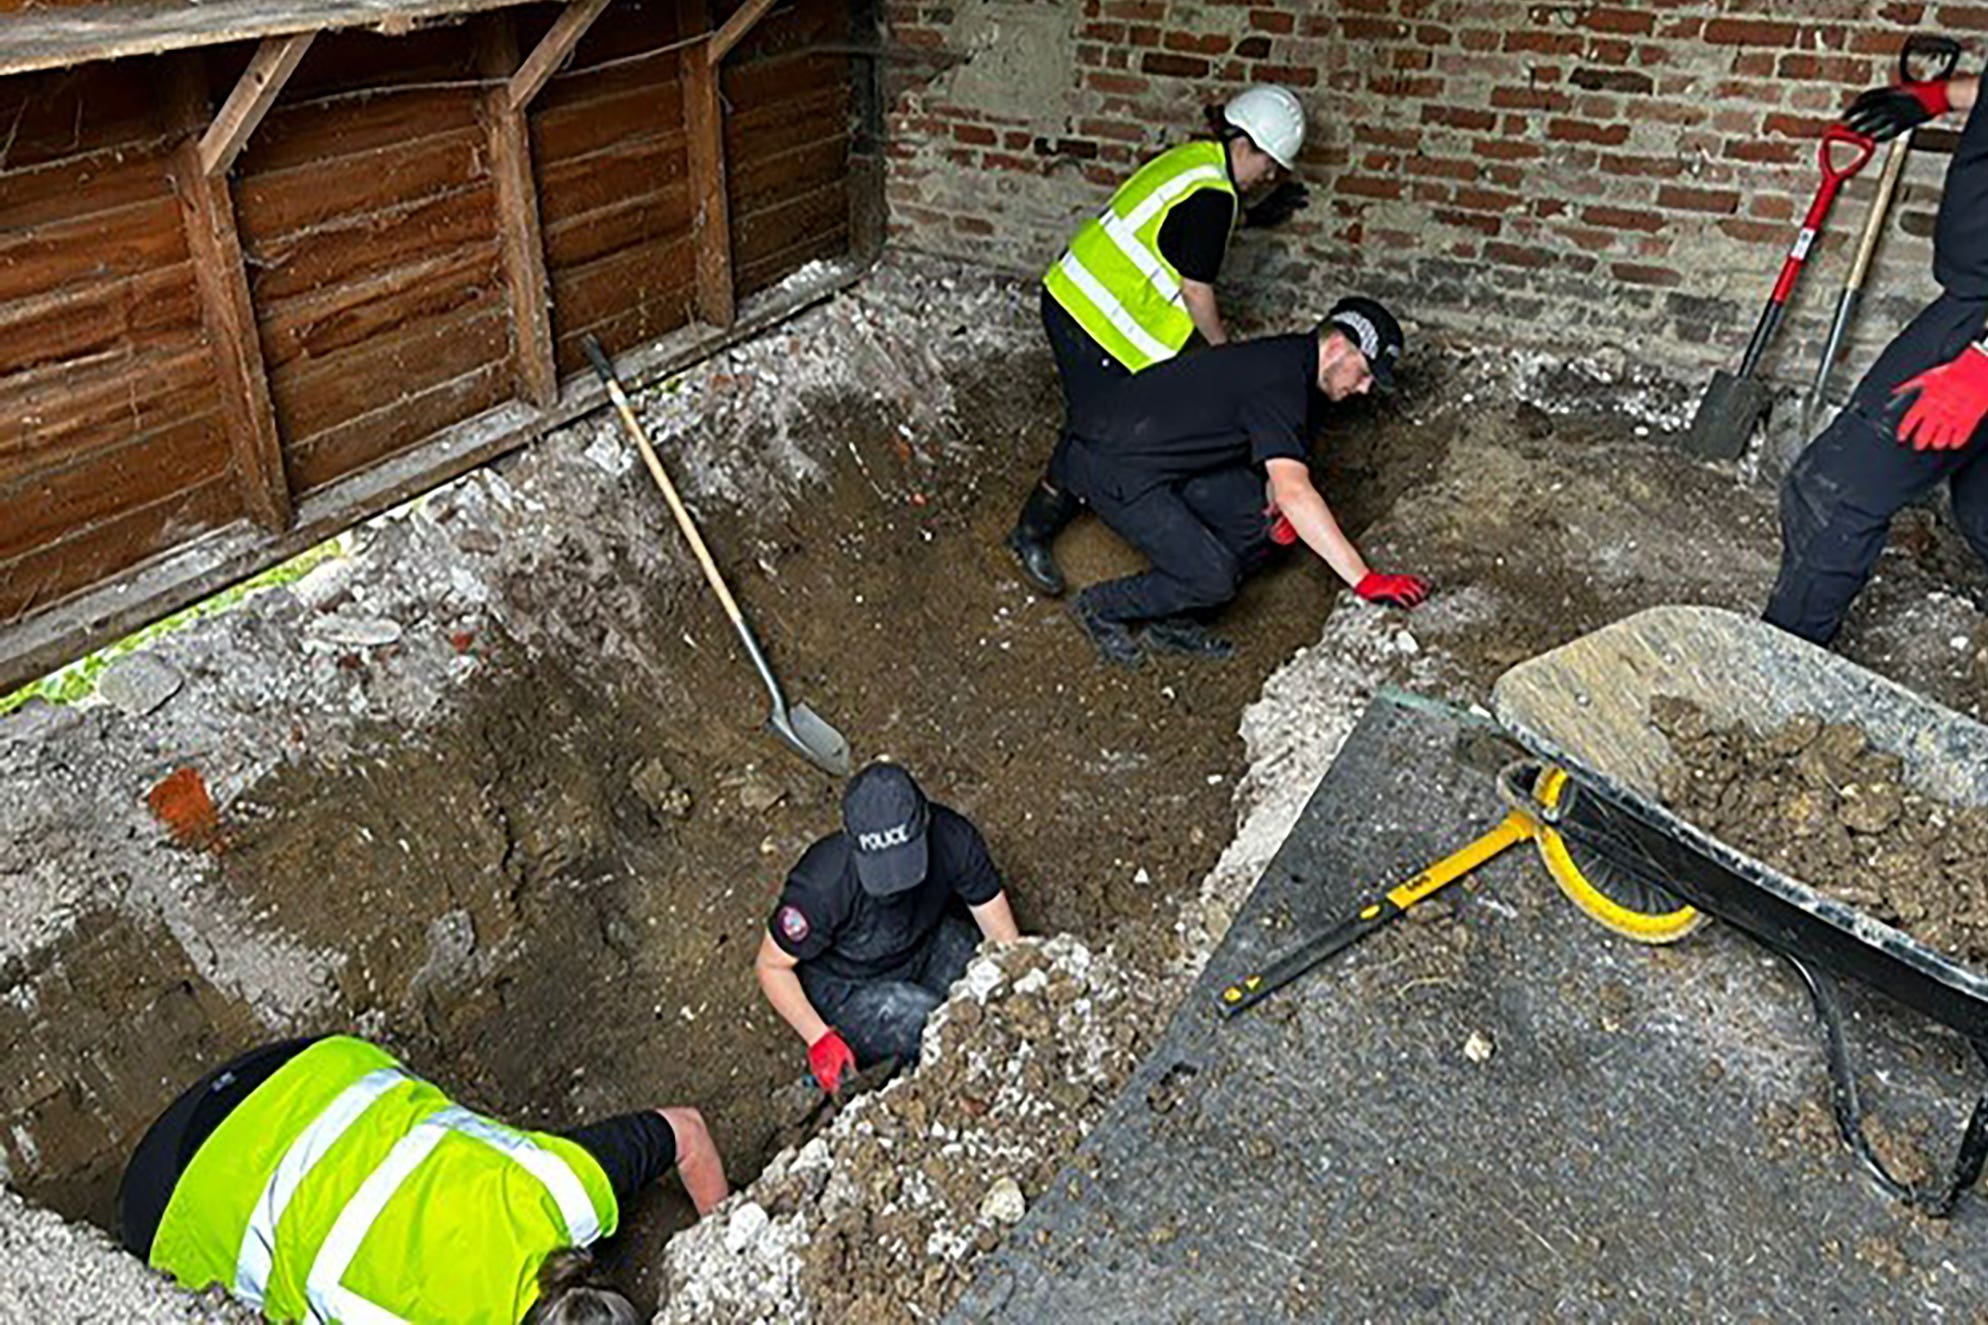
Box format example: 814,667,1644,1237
1492,604,1988,1216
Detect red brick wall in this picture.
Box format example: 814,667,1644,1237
884,1,1981,386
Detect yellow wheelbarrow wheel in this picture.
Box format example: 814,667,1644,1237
1533,766,1706,944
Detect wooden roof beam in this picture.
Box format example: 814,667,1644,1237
198,33,315,178
708,0,780,65
0,0,555,80
505,0,613,113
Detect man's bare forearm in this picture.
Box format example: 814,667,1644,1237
1181,280,1228,346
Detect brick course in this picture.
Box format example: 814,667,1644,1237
883,0,1979,382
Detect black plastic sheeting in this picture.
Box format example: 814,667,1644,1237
950,696,1988,1321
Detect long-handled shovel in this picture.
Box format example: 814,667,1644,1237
1684,125,1876,460
583,335,852,777
1803,33,1963,434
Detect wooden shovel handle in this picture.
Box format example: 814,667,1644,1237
1845,136,1913,296
582,336,749,630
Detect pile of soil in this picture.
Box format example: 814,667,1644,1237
654,936,1159,1323
1652,696,1988,965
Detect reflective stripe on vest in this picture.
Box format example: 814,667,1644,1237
306,1107,605,1322
1043,141,1236,373
234,1067,409,1309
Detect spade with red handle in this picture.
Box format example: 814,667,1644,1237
1684,124,1877,459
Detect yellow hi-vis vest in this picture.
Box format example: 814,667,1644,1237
149,1037,618,1325
1042,139,1238,373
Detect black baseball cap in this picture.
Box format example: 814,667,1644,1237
1323,296,1404,390
843,762,930,896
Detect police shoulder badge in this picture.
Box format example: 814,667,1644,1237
777,905,811,943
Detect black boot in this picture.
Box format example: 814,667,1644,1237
1074,593,1144,668
1141,616,1236,661
1005,480,1080,597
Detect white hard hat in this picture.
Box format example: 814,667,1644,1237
1222,85,1306,170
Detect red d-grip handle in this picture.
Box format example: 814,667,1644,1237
1819,124,1877,187
1767,126,1877,305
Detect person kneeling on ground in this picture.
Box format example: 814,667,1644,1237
117,1035,727,1324
1057,296,1429,667
755,761,1022,1094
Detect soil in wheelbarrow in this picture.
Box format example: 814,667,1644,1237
1652,697,1988,966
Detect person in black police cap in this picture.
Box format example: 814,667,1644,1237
1046,292,1428,667
753,761,1023,1094
1322,295,1402,392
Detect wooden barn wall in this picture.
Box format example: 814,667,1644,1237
0,61,235,623
724,0,852,297
227,26,511,498
0,0,857,664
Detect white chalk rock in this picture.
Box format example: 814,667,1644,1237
1463,1030,1495,1064
96,653,183,716
960,955,1006,1002
309,614,403,647
724,1200,769,1253
979,1176,1025,1225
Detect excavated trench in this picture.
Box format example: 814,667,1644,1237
0,259,1439,1310
11,258,1988,1318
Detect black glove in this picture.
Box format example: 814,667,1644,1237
1245,180,1309,229
1842,80,1952,142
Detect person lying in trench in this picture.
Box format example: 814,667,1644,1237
117,1034,727,1324
1059,296,1430,667
756,760,1022,1094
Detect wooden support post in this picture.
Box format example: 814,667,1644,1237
477,16,559,408
167,54,294,533
708,0,780,65
505,0,613,112
198,32,314,178
679,0,735,328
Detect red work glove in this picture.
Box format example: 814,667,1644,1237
807,1029,856,1094
1894,344,1988,452
1355,570,1430,609
1844,80,1951,141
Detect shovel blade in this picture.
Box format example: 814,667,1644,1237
771,701,852,777
1684,369,1773,460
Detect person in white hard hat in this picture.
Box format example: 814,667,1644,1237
1006,84,1310,598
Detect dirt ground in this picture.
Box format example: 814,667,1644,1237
1654,697,1988,965
5,254,1988,1318
0,258,1431,1309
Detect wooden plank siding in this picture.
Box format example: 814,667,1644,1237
0,0,859,681
0,58,240,616
527,0,699,377
721,13,851,297
226,27,511,496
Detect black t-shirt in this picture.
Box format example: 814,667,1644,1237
1070,333,1318,491
562,1112,677,1210
1157,189,1237,284
1936,98,1988,300
769,805,1004,981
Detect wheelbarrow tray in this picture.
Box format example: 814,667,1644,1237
1491,604,1988,1042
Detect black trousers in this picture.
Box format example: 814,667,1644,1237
798,914,980,1067
1055,446,1283,623
1041,288,1130,495
118,1038,320,1259
1765,291,1988,644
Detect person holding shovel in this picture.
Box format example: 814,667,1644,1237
1056,297,1429,667
1004,84,1312,598
1766,71,1988,644
755,761,1022,1093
